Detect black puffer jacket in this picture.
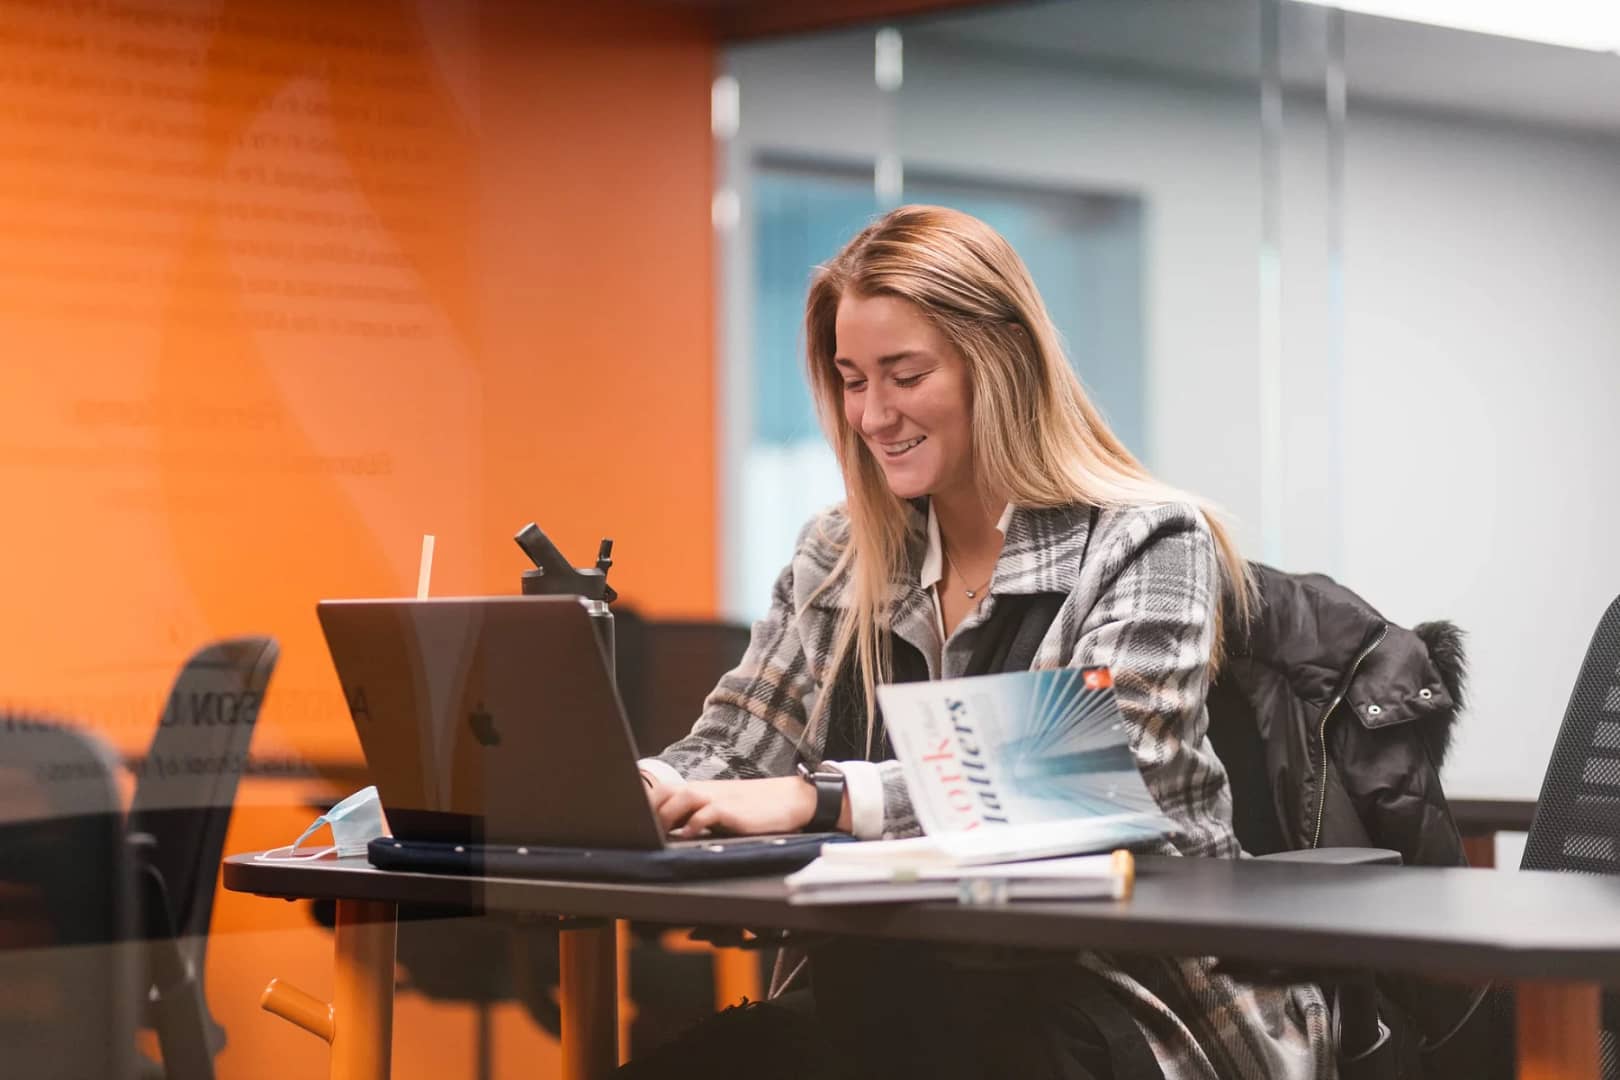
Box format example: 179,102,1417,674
1207,563,1468,868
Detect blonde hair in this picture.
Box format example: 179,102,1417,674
802,205,1252,755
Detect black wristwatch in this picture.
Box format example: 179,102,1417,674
796,760,846,833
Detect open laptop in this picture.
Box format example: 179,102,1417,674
315,596,840,870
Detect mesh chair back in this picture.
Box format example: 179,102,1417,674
0,717,138,1079
1522,595,1620,874
1520,593,1620,1079
127,636,278,941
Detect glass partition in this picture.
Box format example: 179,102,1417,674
717,0,1620,806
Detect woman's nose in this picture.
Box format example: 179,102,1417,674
860,385,898,435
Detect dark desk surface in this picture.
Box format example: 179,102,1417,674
226,852,1620,985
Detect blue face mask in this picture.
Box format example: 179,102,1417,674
256,785,387,861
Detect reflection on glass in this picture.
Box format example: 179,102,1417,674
874,27,903,206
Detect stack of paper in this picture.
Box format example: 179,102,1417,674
811,814,1169,868
785,849,1135,906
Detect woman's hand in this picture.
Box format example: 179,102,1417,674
644,776,818,838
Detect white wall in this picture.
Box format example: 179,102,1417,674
723,29,1620,800
1340,109,1620,796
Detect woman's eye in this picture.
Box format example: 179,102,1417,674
894,373,925,388
842,380,866,392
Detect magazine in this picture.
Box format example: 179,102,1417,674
827,667,1174,868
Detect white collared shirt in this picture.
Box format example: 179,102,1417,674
919,500,1015,640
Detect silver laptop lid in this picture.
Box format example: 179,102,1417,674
316,595,666,850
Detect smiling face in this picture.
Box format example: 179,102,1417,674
834,292,976,502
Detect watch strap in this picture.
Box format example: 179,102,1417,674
798,761,845,833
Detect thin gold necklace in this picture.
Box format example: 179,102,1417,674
942,544,994,601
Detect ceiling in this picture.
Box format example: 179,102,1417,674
891,0,1620,138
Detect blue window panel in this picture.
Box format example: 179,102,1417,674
749,165,1146,458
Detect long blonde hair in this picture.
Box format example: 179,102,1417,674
802,205,1252,754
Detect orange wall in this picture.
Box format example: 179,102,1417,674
0,0,714,758
0,0,714,1075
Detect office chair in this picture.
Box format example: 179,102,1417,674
129,635,279,1080
614,613,766,1049
1207,705,1414,1079
1516,592,1620,1078
615,612,753,754
1206,602,1478,1080
0,716,140,1080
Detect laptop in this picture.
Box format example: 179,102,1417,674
315,595,844,878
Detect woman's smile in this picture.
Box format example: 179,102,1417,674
879,435,926,457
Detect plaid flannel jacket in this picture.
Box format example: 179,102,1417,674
657,500,1334,1080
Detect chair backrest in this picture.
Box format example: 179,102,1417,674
613,612,751,755
127,636,278,940
1521,594,1620,875
0,715,138,1080
1505,594,1620,1080
1204,677,1291,856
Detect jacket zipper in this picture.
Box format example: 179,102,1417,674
1311,624,1388,848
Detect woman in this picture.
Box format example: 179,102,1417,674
633,206,1331,1079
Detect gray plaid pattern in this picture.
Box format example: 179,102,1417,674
657,501,1334,1079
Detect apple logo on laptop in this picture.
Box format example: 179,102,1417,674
469,702,501,747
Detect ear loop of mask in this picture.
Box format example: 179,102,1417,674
255,816,337,861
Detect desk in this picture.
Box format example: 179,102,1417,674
226,853,1620,1080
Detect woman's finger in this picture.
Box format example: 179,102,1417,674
651,782,692,817
655,786,708,831
678,802,726,837
661,789,705,830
